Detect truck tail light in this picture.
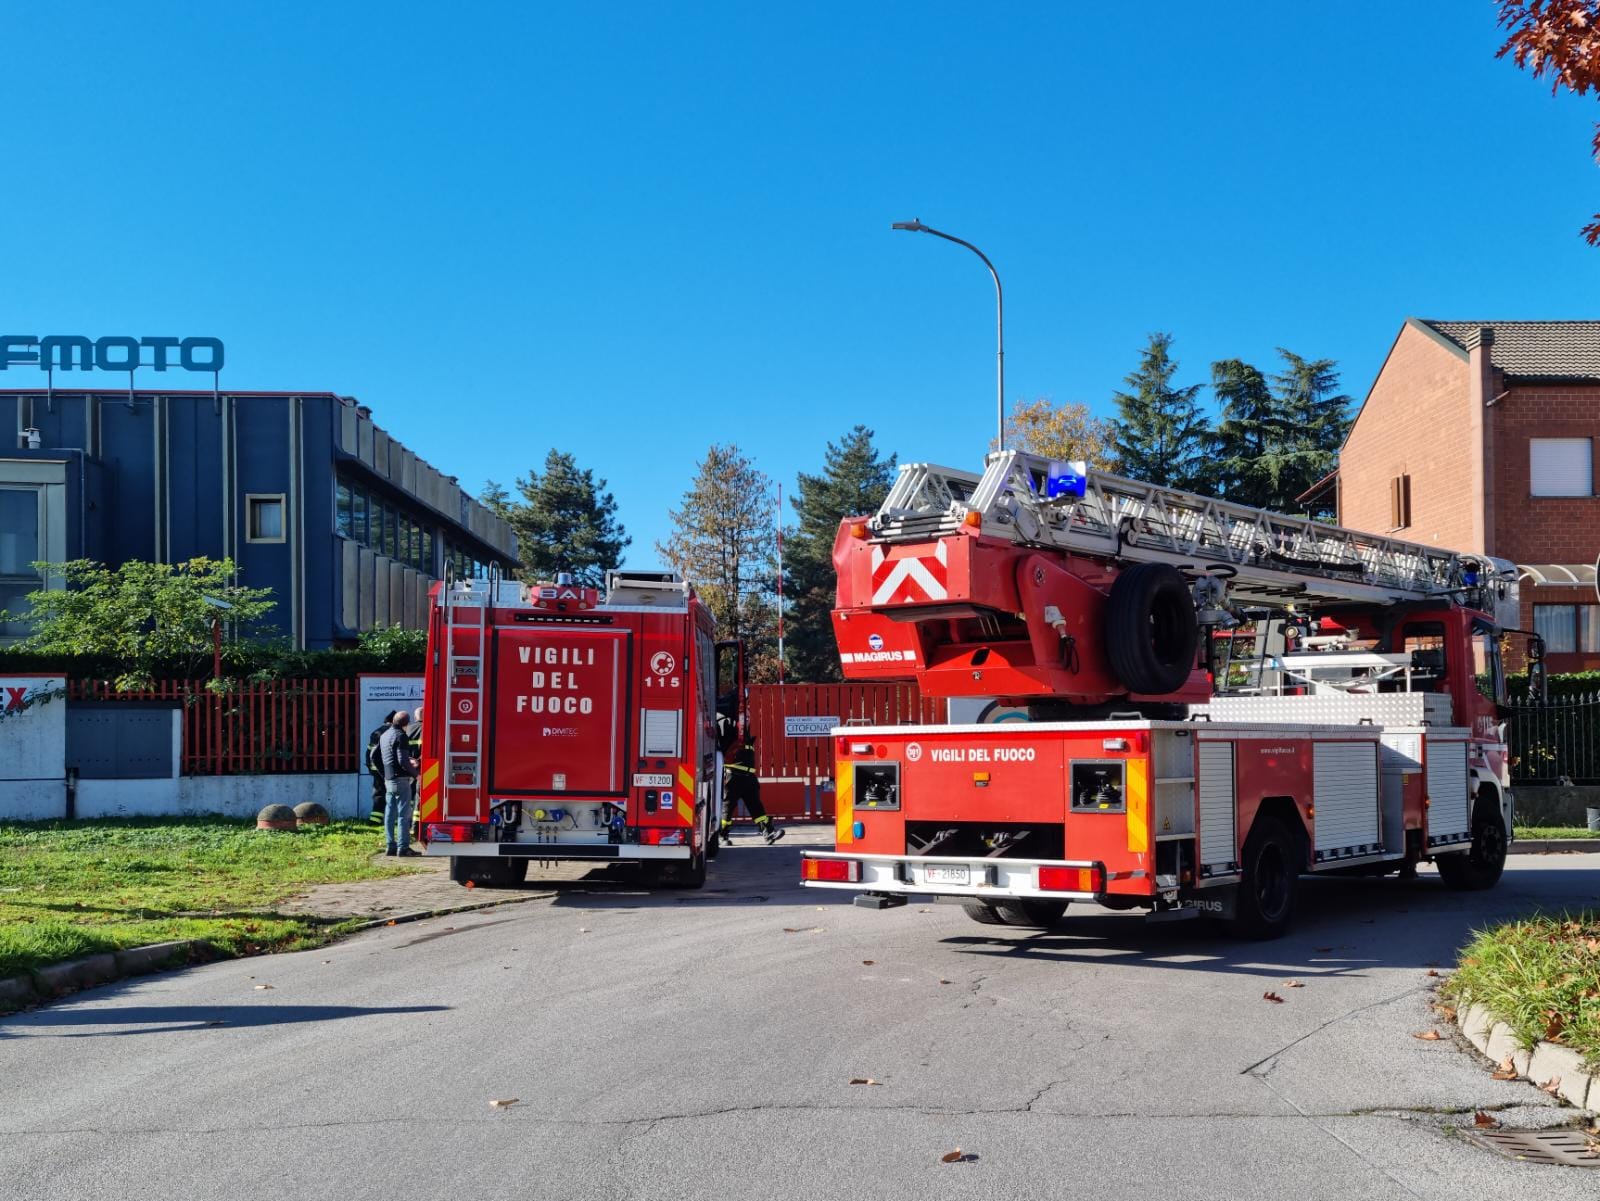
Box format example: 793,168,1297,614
1037,865,1102,893
425,823,476,843
801,857,861,883
640,829,688,846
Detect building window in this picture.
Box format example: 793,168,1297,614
246,494,286,543
335,481,353,539
0,488,41,638
1533,603,1600,654
1389,473,1411,530
1530,438,1593,497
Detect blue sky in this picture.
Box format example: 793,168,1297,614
6,2,1600,564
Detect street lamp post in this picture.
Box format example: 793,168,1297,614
891,219,1005,450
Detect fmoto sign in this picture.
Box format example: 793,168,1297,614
0,334,225,373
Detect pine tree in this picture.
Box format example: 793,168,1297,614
1208,359,1282,507
1270,351,1351,509
999,398,1118,470
484,451,629,587
657,444,781,682
1109,333,1210,490
787,427,898,682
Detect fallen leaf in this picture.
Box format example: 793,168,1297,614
1540,1077,1562,1095
386,920,396,927
1474,1110,1500,1128
1545,1010,1567,1041
849,1078,881,1086
940,1149,963,1163
1263,992,1285,1003
1491,1065,1517,1081
939,979,952,985
321,960,331,965
488,1098,520,1108
1426,969,1441,978
862,960,876,966
578,927,591,934
254,984,274,991
1412,1030,1442,1041
1435,1005,1457,1022
1283,980,1305,989
918,908,931,914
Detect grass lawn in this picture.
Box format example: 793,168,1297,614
1514,826,1600,839
1444,914,1600,1068
0,816,421,981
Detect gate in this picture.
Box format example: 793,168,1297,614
1506,691,1600,784
745,683,943,820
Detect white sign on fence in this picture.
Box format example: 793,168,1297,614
357,673,424,815
784,715,841,738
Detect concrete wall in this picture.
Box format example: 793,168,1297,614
74,773,360,821
0,675,67,820
1514,785,1600,828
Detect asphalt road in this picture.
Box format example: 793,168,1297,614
2,833,1598,1201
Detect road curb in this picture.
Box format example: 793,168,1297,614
1458,1001,1597,1111
1509,838,1600,853
0,887,555,1015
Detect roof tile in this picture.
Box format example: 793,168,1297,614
1421,319,1600,378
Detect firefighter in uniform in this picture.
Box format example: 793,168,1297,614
722,736,784,845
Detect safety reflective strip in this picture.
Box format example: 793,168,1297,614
835,760,855,844
677,765,696,794
418,761,442,822
727,763,757,774
675,797,694,825
1126,758,1149,854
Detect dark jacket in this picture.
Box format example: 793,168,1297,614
379,725,418,781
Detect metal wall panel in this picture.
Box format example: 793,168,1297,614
1197,741,1236,869
388,560,405,629
66,708,174,779
1200,693,1451,727
399,448,416,494
373,429,391,480
357,414,374,466
1426,740,1471,840
341,539,360,632
1312,742,1381,852
369,550,386,628
338,403,357,454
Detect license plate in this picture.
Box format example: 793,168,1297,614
632,773,673,787
923,865,970,885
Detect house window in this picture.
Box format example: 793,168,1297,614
246,494,286,543
1533,603,1600,654
1389,474,1411,530
1530,438,1593,497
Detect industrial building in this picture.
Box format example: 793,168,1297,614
0,388,518,648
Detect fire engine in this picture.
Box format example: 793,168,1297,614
800,451,1544,937
416,569,742,889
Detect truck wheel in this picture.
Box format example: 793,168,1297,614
962,900,1068,928
449,856,527,887
1224,817,1297,939
1436,790,1507,891
1105,563,1199,695
641,851,707,890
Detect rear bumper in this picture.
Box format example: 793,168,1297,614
800,850,1107,902
424,843,692,861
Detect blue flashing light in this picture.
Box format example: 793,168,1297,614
1462,567,1480,587
1046,460,1088,500
852,820,865,839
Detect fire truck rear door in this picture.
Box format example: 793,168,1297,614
490,626,630,797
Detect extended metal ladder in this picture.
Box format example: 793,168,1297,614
871,450,1516,609
439,574,493,819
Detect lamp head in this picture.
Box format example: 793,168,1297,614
891,219,928,233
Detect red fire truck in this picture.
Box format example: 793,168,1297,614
417,569,742,889
800,452,1543,937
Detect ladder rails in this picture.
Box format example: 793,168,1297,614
870,450,1516,610
440,575,491,820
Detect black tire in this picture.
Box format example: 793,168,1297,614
1105,562,1199,695
962,900,1068,928
1436,790,1508,891
449,856,527,888
1224,817,1298,939
641,850,707,890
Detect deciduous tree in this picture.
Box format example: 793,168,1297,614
999,398,1118,470
657,444,782,682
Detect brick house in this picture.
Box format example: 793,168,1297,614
1337,319,1600,673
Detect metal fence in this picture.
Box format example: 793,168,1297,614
1505,691,1600,784
746,682,944,819
67,679,359,776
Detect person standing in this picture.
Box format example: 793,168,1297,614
365,710,399,824
379,710,419,856
721,736,784,845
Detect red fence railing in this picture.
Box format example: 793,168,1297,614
68,679,359,776
745,683,944,819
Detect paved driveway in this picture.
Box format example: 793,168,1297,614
2,831,1596,1201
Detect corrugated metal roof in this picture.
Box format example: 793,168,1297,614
1420,319,1600,379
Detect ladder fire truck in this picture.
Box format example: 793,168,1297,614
416,569,742,889
800,450,1542,937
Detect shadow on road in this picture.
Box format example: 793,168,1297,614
0,1004,449,1039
